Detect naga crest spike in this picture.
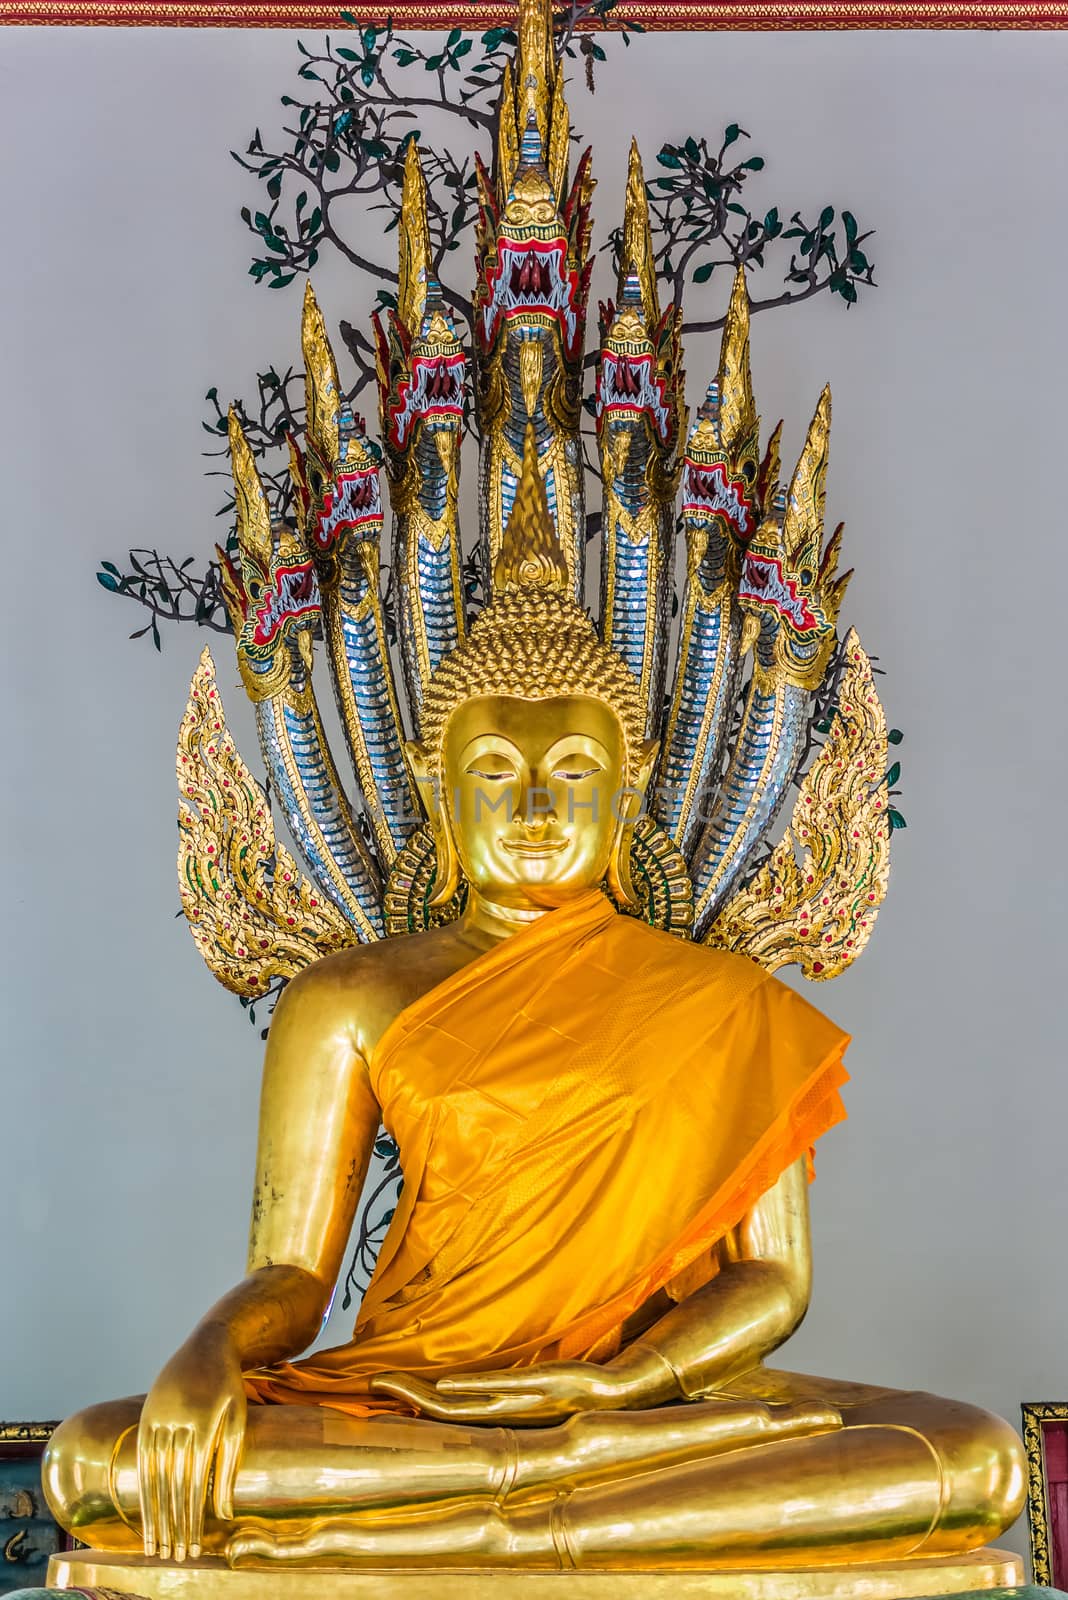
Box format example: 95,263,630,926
622,139,659,329
717,264,758,458
302,280,342,469
226,409,272,568
784,383,832,552
397,139,432,336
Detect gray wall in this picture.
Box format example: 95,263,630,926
2,25,1066,1557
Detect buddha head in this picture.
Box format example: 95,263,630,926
406,429,657,913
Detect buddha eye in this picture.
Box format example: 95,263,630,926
551,763,602,782
466,764,516,782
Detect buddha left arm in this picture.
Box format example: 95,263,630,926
374,1157,812,1421
607,1154,812,1403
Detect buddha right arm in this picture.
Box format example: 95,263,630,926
137,956,379,1560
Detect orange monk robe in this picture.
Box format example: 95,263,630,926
247,888,850,1416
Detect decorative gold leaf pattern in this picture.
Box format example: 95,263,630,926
177,647,353,995
706,629,890,978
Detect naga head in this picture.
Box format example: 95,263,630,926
374,140,466,464
219,412,320,703
296,282,385,580
474,0,592,372
680,267,764,583
476,146,589,364
737,386,852,688
681,387,756,551
407,428,657,912
597,142,683,456
377,296,466,458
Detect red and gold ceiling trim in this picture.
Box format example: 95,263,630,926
3,1,1065,30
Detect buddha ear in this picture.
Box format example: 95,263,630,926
404,740,435,814
607,738,660,911
633,737,660,800
404,739,461,908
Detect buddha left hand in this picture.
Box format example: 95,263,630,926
372,1351,676,1423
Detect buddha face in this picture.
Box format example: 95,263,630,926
437,694,631,907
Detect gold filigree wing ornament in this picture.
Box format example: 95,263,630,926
177,647,354,995
705,630,890,979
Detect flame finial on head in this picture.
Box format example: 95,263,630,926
492,425,570,594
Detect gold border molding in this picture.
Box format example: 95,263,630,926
4,1,1068,25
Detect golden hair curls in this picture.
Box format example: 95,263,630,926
418,588,648,783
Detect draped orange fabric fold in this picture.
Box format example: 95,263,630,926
246,890,850,1416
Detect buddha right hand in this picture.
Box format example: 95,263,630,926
137,1324,247,1562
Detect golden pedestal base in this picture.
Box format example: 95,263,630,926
48,1547,1024,1600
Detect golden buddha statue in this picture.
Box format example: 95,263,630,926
43,9,1026,1593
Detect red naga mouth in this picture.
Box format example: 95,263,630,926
509,250,554,299
251,562,320,646
738,552,820,631
315,469,383,551
596,352,672,444
480,239,579,356
682,460,754,541
423,358,463,403
606,359,644,400
387,352,465,450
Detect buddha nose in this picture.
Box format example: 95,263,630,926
514,784,556,832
